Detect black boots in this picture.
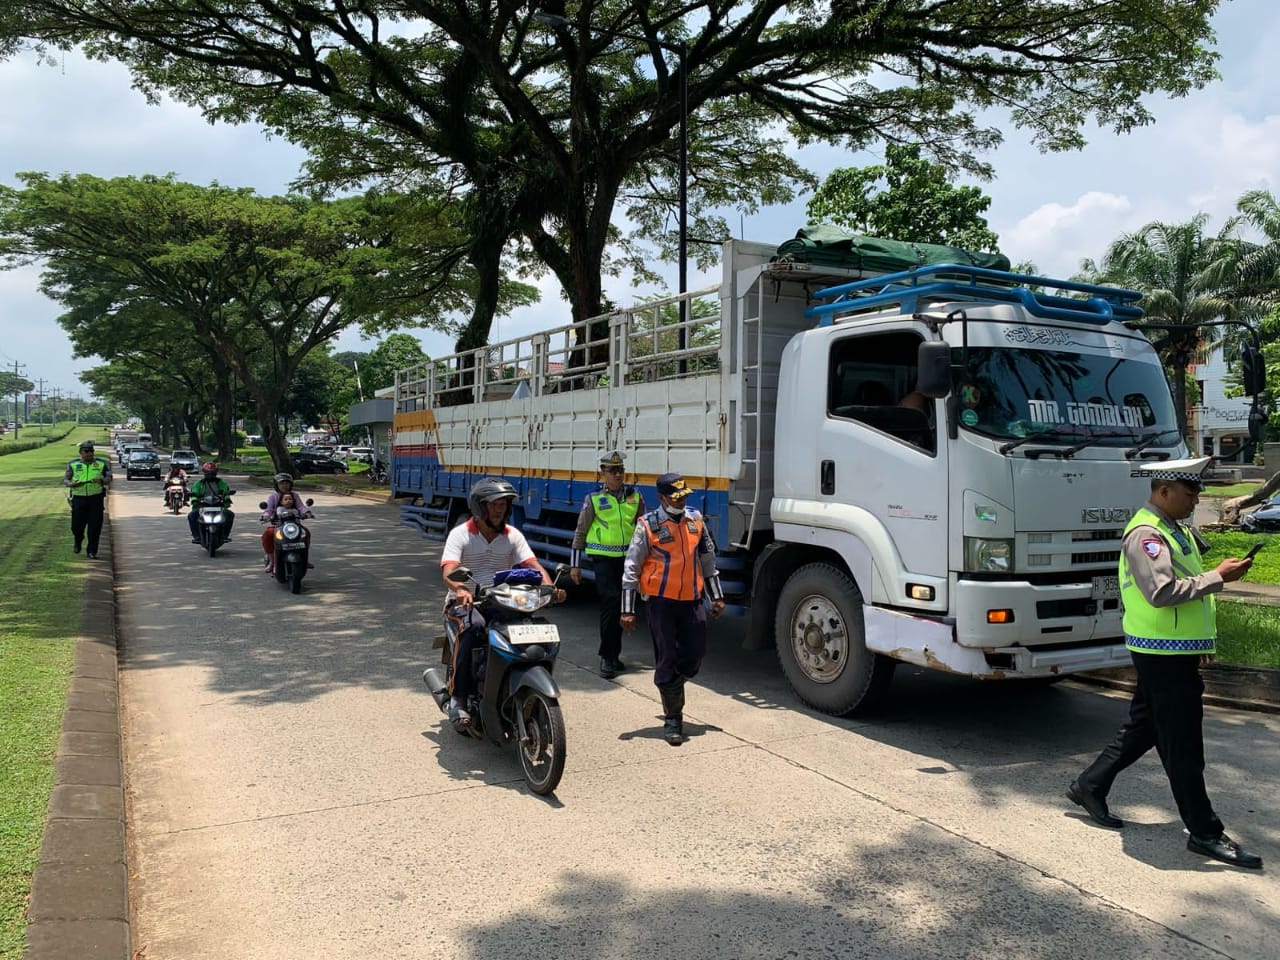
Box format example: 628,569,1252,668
659,682,685,746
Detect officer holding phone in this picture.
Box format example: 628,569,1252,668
1068,456,1262,868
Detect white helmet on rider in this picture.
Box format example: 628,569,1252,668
273,472,294,493
468,477,517,530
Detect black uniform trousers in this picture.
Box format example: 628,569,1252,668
70,493,106,554
589,555,626,659
647,595,707,687
1078,650,1222,838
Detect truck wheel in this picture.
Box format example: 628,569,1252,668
774,562,896,716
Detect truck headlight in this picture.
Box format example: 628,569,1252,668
964,537,1013,573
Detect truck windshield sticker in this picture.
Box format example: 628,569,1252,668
959,384,980,407
961,409,979,426
1026,399,1143,429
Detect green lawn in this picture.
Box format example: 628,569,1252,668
1217,601,1280,669
0,427,104,959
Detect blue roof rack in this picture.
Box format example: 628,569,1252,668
804,263,1145,327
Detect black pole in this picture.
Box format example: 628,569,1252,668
677,39,688,372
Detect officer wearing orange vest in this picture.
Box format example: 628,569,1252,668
570,449,646,679
620,472,725,745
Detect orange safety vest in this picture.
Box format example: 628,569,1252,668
638,510,707,602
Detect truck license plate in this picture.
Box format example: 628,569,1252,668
1091,575,1120,600
506,623,560,645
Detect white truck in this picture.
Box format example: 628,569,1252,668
391,238,1185,714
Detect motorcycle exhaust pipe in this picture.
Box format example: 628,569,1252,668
422,667,449,708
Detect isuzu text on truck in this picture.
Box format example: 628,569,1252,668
391,236,1186,714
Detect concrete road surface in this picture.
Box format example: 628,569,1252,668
109,477,1279,960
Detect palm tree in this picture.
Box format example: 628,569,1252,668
1087,215,1239,440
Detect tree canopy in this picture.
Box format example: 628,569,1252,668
806,144,1001,253
13,0,1222,343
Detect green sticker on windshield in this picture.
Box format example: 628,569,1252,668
961,409,979,426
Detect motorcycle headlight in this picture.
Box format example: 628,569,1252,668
281,521,302,539
490,585,548,614
964,537,1013,573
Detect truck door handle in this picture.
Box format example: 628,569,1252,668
821,459,835,495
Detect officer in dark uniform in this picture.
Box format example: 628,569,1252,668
620,472,725,745
63,440,112,559
1068,456,1262,868
570,450,646,678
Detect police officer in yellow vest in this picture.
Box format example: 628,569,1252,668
620,472,725,745
570,450,647,679
1068,457,1262,868
63,440,112,559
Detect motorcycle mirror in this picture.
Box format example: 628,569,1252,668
446,566,472,584
259,501,269,509
304,498,314,506
229,489,237,495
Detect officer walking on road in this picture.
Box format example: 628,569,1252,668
620,473,725,745
570,450,646,679
1067,456,1262,868
63,440,111,559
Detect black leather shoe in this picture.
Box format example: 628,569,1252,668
86,552,97,559
1187,833,1263,869
611,657,627,674
1067,780,1123,828
663,717,684,746
73,542,82,554
599,657,617,680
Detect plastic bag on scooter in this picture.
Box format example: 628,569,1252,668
492,568,543,588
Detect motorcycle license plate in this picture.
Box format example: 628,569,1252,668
1091,575,1120,600
279,542,305,550
506,623,560,645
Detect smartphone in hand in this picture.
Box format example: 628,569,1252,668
1244,542,1265,562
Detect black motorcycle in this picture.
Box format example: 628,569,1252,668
259,499,315,594
423,565,568,795
194,491,234,558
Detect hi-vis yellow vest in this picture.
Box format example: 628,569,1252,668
68,458,108,497
585,489,642,558
1119,507,1215,654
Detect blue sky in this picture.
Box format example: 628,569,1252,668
1,1,1277,401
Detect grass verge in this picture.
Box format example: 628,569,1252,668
0,426,106,959
1201,530,1280,584
1217,601,1280,669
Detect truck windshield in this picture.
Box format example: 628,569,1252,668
954,347,1178,445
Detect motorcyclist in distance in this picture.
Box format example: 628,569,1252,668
162,462,188,507
188,462,235,543
440,477,564,730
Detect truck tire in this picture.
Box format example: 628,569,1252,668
774,562,895,716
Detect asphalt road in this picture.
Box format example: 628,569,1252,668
109,475,1279,960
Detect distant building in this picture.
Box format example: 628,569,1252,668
1191,346,1254,463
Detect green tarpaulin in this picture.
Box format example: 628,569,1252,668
773,225,1011,274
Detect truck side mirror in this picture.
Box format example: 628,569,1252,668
915,341,952,399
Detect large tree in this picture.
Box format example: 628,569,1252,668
0,173,475,468
806,144,1001,252
14,0,1221,344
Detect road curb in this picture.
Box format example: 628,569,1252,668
24,518,129,960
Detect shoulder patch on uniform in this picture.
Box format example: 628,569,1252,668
1141,538,1163,559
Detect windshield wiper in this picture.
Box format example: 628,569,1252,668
998,428,1089,456
1124,430,1177,459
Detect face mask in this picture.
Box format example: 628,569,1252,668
663,503,685,519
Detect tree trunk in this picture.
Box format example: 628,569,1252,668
1222,470,1280,524
257,396,294,475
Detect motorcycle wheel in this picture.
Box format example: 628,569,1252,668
516,691,566,796
206,534,218,558
289,561,304,594
274,555,287,583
